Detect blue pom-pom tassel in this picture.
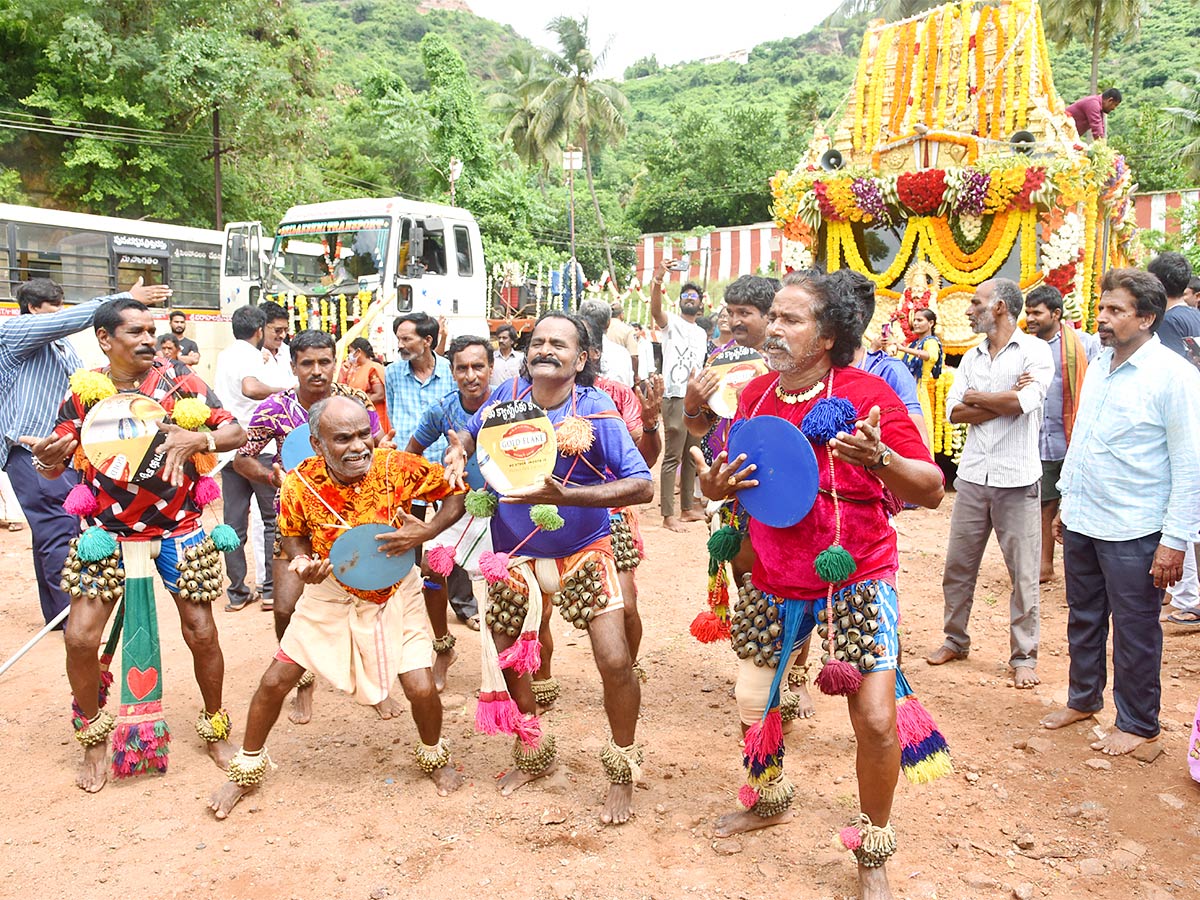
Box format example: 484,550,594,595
208,524,241,552
801,396,858,444
77,525,118,562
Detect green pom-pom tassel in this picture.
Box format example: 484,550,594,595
707,526,742,563
464,489,498,519
814,544,857,584
77,525,118,562
530,504,564,531
209,524,241,552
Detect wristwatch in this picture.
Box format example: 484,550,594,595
205,430,217,453
867,445,893,470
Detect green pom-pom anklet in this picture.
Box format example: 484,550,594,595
77,526,118,562
814,544,857,584
209,524,241,552
464,489,498,519
530,504,564,531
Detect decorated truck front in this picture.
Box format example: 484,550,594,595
768,0,1136,456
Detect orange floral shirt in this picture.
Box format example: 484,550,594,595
278,448,462,602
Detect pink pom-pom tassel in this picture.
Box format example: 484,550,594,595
63,483,99,517
738,785,760,809
479,550,511,584
514,712,543,750
896,695,939,746
497,633,542,675
193,475,221,508
742,709,783,765
816,658,864,696
426,544,455,577
475,691,520,735
839,826,863,851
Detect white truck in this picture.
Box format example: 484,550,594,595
221,197,488,359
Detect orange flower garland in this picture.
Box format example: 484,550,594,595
922,211,1024,283
853,31,873,151
830,219,920,288
1004,0,1019,136
890,22,915,138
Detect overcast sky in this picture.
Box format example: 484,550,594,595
469,0,846,79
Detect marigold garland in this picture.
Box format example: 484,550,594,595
922,212,1024,283
829,220,918,289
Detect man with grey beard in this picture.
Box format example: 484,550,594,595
928,278,1052,690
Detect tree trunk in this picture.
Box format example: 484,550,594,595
581,127,617,281
1089,7,1101,95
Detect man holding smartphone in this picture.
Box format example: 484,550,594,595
649,259,708,532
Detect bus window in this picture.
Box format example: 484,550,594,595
172,241,220,310
117,256,165,292
453,225,473,276
13,223,111,302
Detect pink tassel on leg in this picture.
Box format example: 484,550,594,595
738,785,760,809
816,658,864,696
497,633,542,675
514,712,542,750
479,551,511,584
193,476,221,507
475,691,520,735
742,710,783,765
63,483,99,517
839,826,863,851
426,545,455,577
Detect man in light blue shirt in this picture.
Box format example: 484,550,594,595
384,312,452,458
1042,268,1200,757
1,277,170,626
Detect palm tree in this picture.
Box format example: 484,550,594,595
1164,70,1200,180
1041,0,1149,94
531,15,629,279
825,0,942,24
489,49,553,175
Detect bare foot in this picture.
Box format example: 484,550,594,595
206,738,237,770
289,681,315,725
497,764,553,796
793,682,815,718
374,695,404,720
1041,706,1096,730
714,807,794,837
75,743,108,793
433,646,458,692
1012,665,1040,689
600,782,634,825
208,781,252,819
1091,729,1157,756
858,863,894,900
1039,571,1054,584
428,763,465,796
679,508,705,523
662,515,687,534
925,645,968,665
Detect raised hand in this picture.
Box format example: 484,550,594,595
127,276,173,306
442,431,467,490
683,368,720,417
376,428,397,451
500,473,567,505
689,447,757,502
20,432,78,471
830,405,885,468
635,374,664,427
271,462,286,489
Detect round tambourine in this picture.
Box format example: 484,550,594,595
475,399,557,494
329,524,416,591
280,423,314,472
706,346,769,419
726,415,819,528
81,394,169,483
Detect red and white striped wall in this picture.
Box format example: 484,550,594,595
637,190,1200,286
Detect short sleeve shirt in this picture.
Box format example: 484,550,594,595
53,361,234,538
277,448,462,603
466,379,651,558
213,339,267,427
661,313,707,399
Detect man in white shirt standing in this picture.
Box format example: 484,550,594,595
649,260,708,532
213,305,288,611
928,278,1053,689
489,324,523,389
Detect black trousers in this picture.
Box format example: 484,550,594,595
1062,529,1163,738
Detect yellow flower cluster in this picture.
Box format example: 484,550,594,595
983,168,1025,215
932,369,954,456
171,397,211,431
824,179,868,223
69,370,117,407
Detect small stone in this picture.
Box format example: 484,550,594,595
1117,839,1147,859
222,845,230,853
540,807,567,825
1013,884,1035,900
1158,793,1185,811
1024,737,1053,754
550,879,576,899
335,874,346,883
369,888,389,900
1012,740,1027,750
711,838,743,856
654,804,666,814
1084,758,1111,771
960,872,997,890
195,843,206,850
700,684,716,693
1078,858,1106,876
1015,833,1035,850
965,772,980,784
1132,742,1164,763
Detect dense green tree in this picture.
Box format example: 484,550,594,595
1164,70,1200,182
420,32,496,197
1041,0,1149,94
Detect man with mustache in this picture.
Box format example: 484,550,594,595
209,395,467,819
230,330,384,724
929,278,1052,691
450,311,653,825
649,261,708,532
24,296,246,793
691,271,943,899
1042,269,1200,756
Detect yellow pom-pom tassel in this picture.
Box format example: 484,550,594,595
69,370,117,406
556,416,595,456
172,397,211,431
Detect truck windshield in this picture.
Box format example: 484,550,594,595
269,217,390,293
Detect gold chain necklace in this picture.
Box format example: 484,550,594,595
775,379,825,404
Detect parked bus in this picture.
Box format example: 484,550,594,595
223,196,488,361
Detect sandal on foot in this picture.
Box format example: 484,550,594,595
224,592,259,612
260,596,274,612
463,615,480,632
1166,610,1200,627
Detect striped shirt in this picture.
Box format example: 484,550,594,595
1059,335,1200,550
0,294,128,470
946,328,1053,488
384,354,452,464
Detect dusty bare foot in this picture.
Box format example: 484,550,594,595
428,763,465,796
1041,706,1095,730
1039,569,1054,584
925,645,968,665
662,515,687,534
600,782,634,825
433,646,458,693
1091,729,1157,756
1012,665,1040,689
76,743,108,793
289,681,315,725
373,695,404,720
497,764,553,796
858,863,894,900
793,681,815,718
713,807,794,837
208,781,252,819
679,508,705,523
206,738,237,770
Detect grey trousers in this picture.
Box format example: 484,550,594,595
221,455,276,603
660,396,699,517
941,477,1040,667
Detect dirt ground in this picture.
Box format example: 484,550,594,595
0,487,1198,900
